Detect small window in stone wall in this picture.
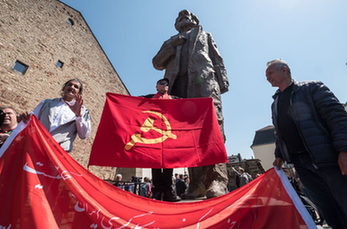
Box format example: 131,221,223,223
13,60,28,74
57,60,64,68
68,18,74,26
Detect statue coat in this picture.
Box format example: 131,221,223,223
153,25,229,137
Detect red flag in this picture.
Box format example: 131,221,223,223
0,117,316,228
88,93,228,168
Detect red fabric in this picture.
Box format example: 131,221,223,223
0,116,315,228
152,92,172,99
88,93,228,168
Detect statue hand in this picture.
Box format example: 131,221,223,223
171,35,186,47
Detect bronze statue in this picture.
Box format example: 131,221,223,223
152,9,229,199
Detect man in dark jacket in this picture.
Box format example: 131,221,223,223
143,78,180,202
176,174,187,197
266,59,347,229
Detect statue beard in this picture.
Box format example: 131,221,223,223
176,20,197,33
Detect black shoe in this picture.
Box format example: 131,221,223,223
152,191,162,200
180,193,196,200
164,196,181,202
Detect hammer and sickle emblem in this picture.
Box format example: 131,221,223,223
125,111,177,150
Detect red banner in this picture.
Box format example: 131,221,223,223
88,93,228,168
0,116,316,228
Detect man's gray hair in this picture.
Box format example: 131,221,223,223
266,59,291,75
0,106,17,115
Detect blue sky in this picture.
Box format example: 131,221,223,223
60,0,347,159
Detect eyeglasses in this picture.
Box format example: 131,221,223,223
159,81,168,86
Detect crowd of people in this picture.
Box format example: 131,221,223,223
112,167,257,200
113,172,190,200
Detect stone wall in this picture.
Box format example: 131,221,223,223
226,159,265,191
0,0,129,179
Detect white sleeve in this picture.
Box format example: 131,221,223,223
32,100,46,118
75,108,91,139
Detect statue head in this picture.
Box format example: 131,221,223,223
174,9,199,33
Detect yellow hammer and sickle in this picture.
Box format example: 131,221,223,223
125,111,177,150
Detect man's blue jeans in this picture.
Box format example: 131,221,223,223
290,152,347,229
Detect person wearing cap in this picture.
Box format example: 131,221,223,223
154,78,172,99
142,78,180,202
143,78,177,99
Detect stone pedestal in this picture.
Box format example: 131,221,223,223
183,163,228,199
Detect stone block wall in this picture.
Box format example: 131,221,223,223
0,0,129,179
226,159,265,191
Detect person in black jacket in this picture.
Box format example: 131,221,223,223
266,59,347,229
143,78,180,202
176,174,187,197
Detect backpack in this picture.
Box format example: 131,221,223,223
246,173,253,181
140,183,148,197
